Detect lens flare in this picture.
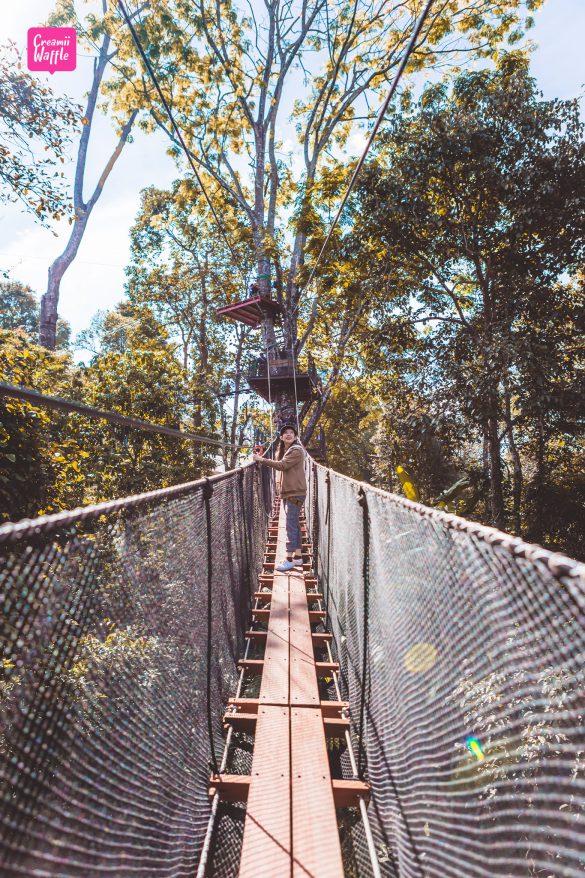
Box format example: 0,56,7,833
466,736,485,761
404,642,437,673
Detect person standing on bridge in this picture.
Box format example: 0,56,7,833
253,424,306,572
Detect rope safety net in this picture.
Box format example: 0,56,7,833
307,462,585,878
0,464,273,877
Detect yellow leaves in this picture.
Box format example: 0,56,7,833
396,465,419,502
70,660,88,678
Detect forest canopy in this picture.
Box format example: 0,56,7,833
1,2,583,560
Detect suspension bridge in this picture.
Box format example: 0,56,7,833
2,0,584,874
1,444,585,876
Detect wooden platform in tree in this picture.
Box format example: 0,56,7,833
216,296,282,328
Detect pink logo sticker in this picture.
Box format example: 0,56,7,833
27,27,77,74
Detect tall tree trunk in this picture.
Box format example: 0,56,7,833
486,391,505,530
529,406,547,545
504,388,523,535
39,210,90,348
38,12,137,349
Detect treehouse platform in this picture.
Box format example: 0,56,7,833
246,357,318,402
216,296,282,328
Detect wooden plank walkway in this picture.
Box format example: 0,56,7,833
211,498,369,875
239,502,344,877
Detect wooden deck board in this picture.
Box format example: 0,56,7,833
239,505,345,878
289,576,320,708
259,571,289,705
259,512,290,705
239,705,291,877
291,707,344,878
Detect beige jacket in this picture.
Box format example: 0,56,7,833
259,444,307,499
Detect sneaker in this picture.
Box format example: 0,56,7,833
276,559,295,572
292,557,303,566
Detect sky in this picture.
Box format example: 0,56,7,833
1,0,584,356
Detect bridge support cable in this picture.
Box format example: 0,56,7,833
300,0,437,300
116,0,247,285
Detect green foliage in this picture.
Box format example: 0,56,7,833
0,281,38,333
339,58,585,556
0,42,78,223
0,303,214,522
125,182,257,467
0,279,71,348
318,380,378,482
104,0,542,424
68,627,161,714
81,333,212,499
0,329,88,521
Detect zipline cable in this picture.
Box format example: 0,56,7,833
0,383,249,452
115,0,245,279
301,0,436,298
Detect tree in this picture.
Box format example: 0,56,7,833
514,275,585,554
81,344,213,499
348,56,585,541
0,279,71,348
0,281,38,334
0,329,88,521
75,308,139,356
0,42,78,224
112,0,540,431
38,1,142,349
125,180,257,467
0,304,214,522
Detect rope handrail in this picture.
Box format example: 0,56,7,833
0,465,249,543
0,382,248,451
306,458,585,878
310,458,585,582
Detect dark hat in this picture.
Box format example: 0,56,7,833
279,423,298,437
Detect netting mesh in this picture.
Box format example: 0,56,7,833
307,463,585,878
0,464,272,877
4,454,585,877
